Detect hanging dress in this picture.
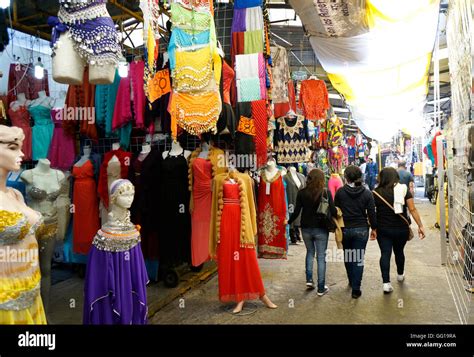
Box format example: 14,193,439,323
48,108,76,170
72,160,100,255
218,181,265,302
158,151,191,266
257,170,287,259
190,158,213,267
8,106,32,161
29,105,54,161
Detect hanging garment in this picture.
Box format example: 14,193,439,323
130,60,146,129
158,151,191,266
251,99,268,168
246,6,264,31
244,30,264,54
328,174,343,199
270,46,290,104
234,102,256,168
8,106,32,161
299,79,330,120
97,149,132,209
130,149,162,260
231,31,246,59
96,70,121,138
29,105,54,161
217,181,265,302
112,76,133,132
170,2,213,33
190,158,213,267
0,208,47,324
168,28,211,71
83,225,148,325
48,108,76,170
7,63,50,107
234,0,262,9
63,68,98,141
235,53,261,79
274,115,311,164
327,117,344,148
284,172,306,228
257,171,287,259
174,46,216,92
72,160,100,254
237,77,262,102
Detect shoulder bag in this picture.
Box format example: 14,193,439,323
373,190,414,241
316,188,336,233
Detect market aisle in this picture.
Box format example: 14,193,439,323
150,196,460,324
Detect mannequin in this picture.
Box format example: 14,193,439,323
141,143,151,155
264,158,279,181
21,158,65,315
198,141,210,159
29,90,53,109
0,125,47,324
50,1,120,85
284,166,306,244
75,145,92,168
289,166,302,189
83,179,148,324
10,93,31,111
162,140,191,160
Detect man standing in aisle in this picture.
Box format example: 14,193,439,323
398,161,415,196
365,158,378,190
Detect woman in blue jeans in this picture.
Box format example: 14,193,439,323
373,167,425,293
334,165,377,299
288,169,337,296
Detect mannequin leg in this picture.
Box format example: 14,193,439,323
38,237,56,316
52,31,85,85
89,64,116,85
260,295,277,309
232,301,245,314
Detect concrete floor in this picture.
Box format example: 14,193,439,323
150,196,461,324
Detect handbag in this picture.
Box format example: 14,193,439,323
316,188,336,233
373,190,415,241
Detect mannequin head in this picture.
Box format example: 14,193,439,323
109,179,135,209
0,125,25,173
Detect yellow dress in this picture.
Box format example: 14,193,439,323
0,209,47,324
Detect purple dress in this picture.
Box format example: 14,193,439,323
83,225,149,325
48,108,76,170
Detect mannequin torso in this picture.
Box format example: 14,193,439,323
10,93,31,111
198,142,210,159
163,140,191,159
289,167,301,188
264,160,279,182
29,91,53,109
75,146,92,167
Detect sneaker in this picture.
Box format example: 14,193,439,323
383,283,394,293
317,286,329,296
306,281,315,290
397,274,405,282
351,290,362,299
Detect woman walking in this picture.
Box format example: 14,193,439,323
334,165,377,299
288,169,337,296
372,167,425,293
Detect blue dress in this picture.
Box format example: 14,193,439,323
29,105,54,160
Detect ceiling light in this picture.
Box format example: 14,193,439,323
118,58,129,78
0,0,10,9
34,58,44,80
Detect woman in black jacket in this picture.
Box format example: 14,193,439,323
334,165,377,299
288,169,337,296
373,167,425,294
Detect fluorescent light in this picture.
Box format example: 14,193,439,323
34,58,44,79
426,97,450,104
332,107,350,113
118,58,129,78
329,93,342,99
0,0,10,9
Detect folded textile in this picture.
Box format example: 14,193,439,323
232,8,247,33
393,183,407,214
237,77,261,102
244,30,264,54
245,6,264,31
235,53,265,80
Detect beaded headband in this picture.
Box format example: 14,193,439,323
109,179,134,202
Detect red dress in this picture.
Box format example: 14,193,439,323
8,106,32,161
72,160,100,254
218,182,265,302
191,158,212,267
257,172,287,259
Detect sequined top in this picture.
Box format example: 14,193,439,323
92,225,141,252
0,210,43,246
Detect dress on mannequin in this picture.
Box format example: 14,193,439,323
284,168,306,243
29,93,54,160
158,150,191,267
83,179,148,325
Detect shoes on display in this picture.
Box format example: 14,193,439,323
383,283,394,293
317,286,329,296
351,290,362,299
306,281,315,289
397,274,405,282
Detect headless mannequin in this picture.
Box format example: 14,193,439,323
29,91,53,109
198,141,210,159
10,93,31,111
53,90,67,109
162,140,191,160
52,32,115,85
75,145,92,168
21,159,65,315
289,167,302,189
264,159,279,181
137,143,152,163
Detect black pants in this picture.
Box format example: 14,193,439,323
377,227,409,283
290,227,302,243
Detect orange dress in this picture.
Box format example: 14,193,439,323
191,158,212,267
72,160,100,254
217,182,265,302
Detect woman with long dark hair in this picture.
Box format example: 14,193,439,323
288,169,336,295
334,165,377,299
373,167,425,293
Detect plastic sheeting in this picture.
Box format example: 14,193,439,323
288,0,369,38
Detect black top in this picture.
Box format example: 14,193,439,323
288,188,337,229
373,186,413,228
334,185,377,229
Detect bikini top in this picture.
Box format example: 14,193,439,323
0,209,43,246
27,170,62,203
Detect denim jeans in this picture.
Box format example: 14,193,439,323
342,227,369,291
377,227,409,283
301,228,329,291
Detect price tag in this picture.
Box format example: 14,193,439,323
266,182,271,195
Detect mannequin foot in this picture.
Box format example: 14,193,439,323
260,295,277,309
232,301,245,314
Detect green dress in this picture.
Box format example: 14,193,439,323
29,105,54,161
